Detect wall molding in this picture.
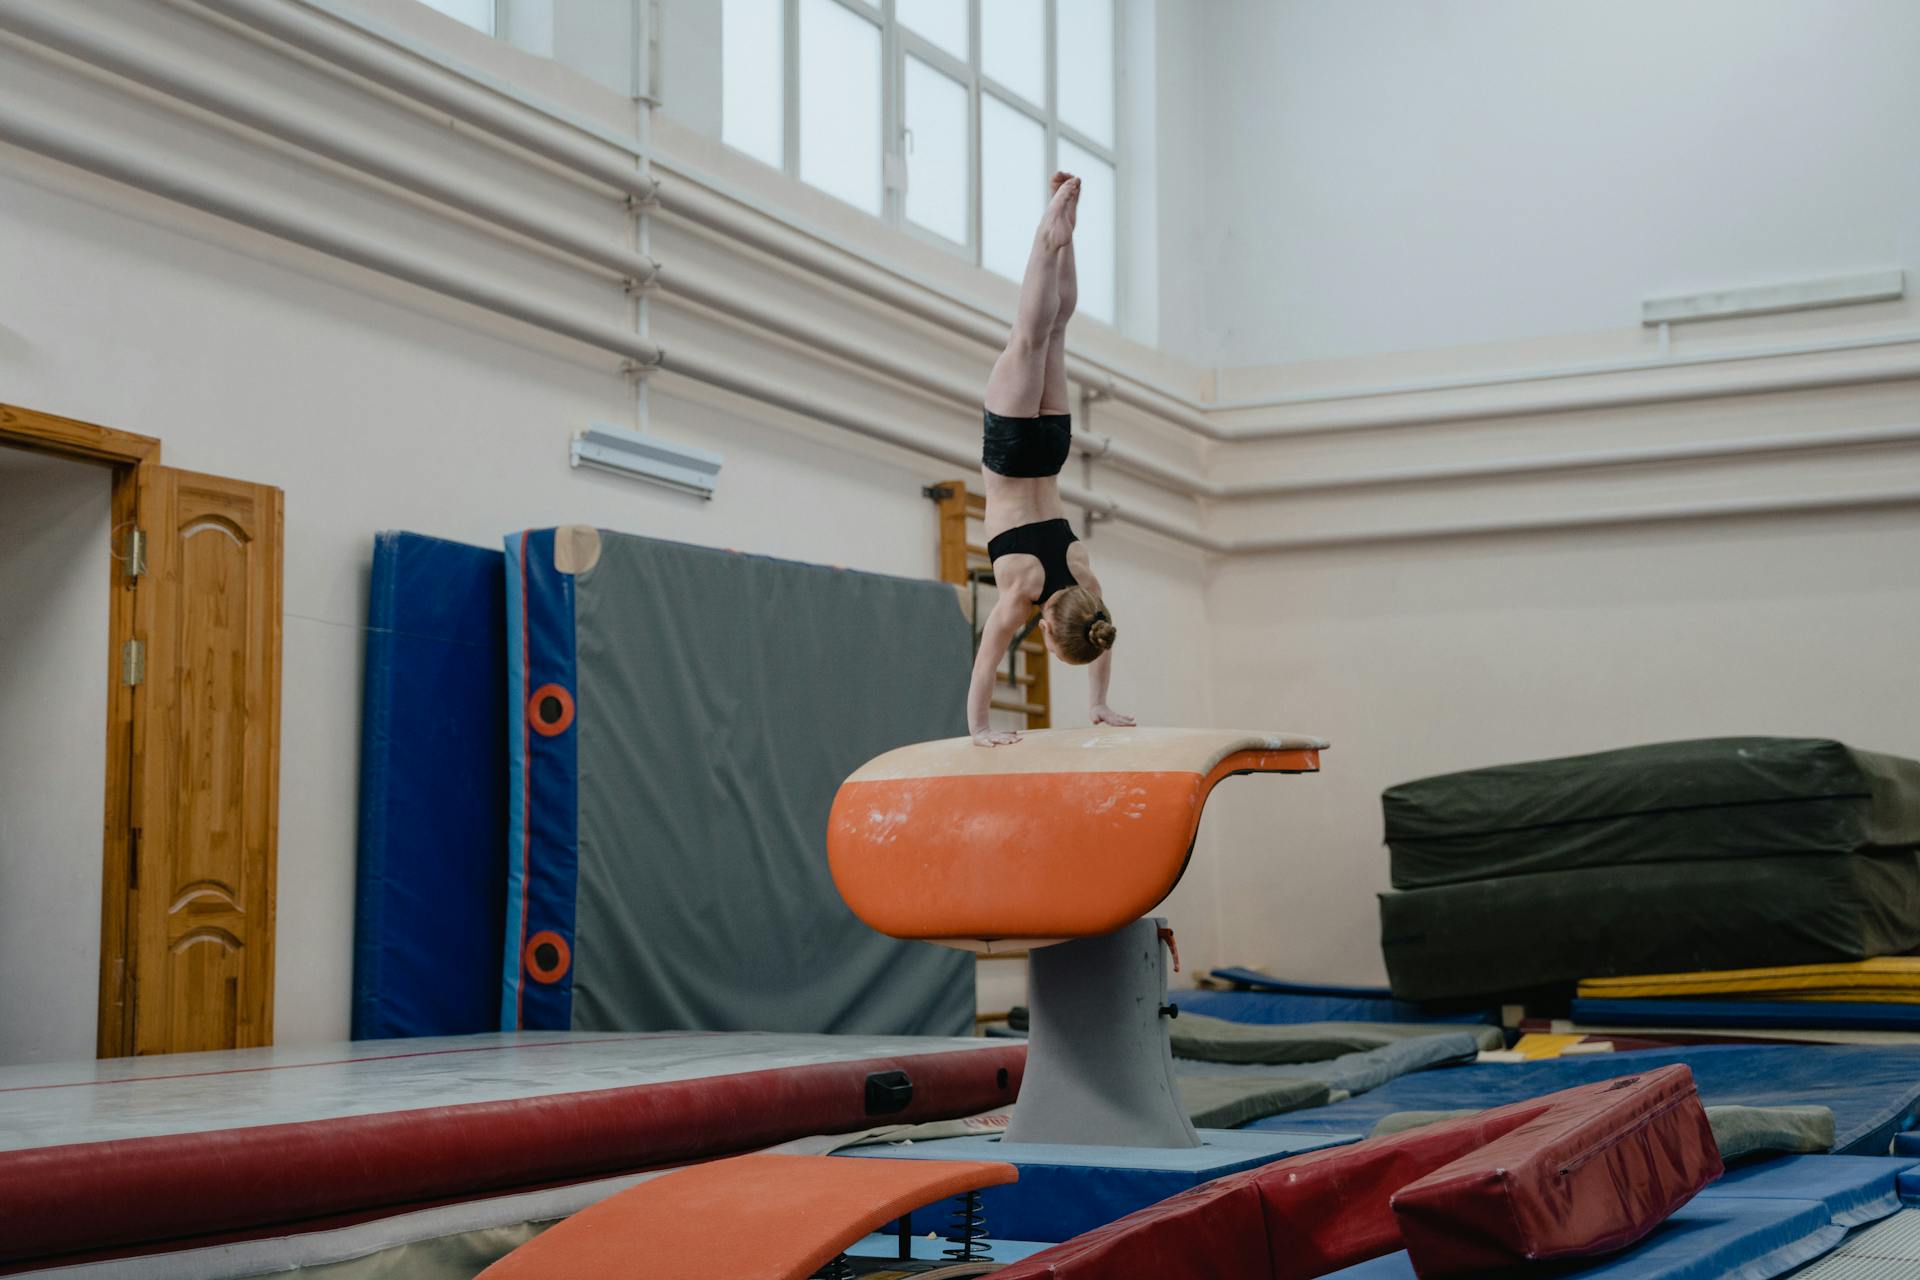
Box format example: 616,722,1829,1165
2,0,1915,555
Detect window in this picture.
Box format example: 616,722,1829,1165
722,0,1124,324
798,0,883,214
722,0,786,168
417,0,495,36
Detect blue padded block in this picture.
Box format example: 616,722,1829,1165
1326,1198,1841,1280
1574,997,1920,1032
1181,988,1499,1028
841,1128,1359,1244
1699,1155,1920,1228
1252,1044,1920,1155
1898,1131,1920,1155
353,533,509,1039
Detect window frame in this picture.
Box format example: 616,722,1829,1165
741,0,1123,323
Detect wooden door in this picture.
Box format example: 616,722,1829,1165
129,467,283,1054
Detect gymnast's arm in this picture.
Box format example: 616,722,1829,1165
968,588,1035,746
1078,566,1135,728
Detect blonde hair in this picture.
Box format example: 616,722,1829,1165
1045,587,1116,665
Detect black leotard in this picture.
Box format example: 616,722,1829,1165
986,517,1079,604
982,410,1072,478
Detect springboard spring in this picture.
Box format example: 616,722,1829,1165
943,1189,989,1260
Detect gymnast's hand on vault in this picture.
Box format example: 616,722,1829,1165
1090,704,1136,727
972,727,1023,747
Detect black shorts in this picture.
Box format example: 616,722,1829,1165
982,410,1072,478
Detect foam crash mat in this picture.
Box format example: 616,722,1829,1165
0,1032,1023,1268
354,532,509,1039
504,526,973,1036
1580,958,1920,1003
1380,851,1920,1001
1384,738,1920,891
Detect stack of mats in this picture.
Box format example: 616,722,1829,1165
1574,958,1920,1036
1377,738,1920,1002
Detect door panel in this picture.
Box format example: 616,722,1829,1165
132,467,283,1054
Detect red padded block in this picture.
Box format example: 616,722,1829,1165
1391,1065,1722,1276
993,1176,1273,1279
995,1066,1719,1280
1258,1102,1558,1278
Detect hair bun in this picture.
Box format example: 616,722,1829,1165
1087,616,1117,651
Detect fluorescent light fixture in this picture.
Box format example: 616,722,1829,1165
570,423,723,499
1643,270,1904,326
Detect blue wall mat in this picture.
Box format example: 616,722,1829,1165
353,532,509,1039
1249,1045,1920,1156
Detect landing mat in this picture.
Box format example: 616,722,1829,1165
1579,957,1920,1002
1384,738,1920,890
1380,852,1920,1001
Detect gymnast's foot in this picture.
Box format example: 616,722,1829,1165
1040,173,1079,252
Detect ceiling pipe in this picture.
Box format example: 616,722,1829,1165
177,0,1227,437
0,97,1218,553
3,96,1904,556
169,0,1920,443
0,0,659,286
626,347,1224,550
184,0,659,202
0,0,1209,497
0,99,662,367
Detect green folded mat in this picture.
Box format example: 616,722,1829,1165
1379,850,1920,1001
1167,1014,1504,1062
1370,1105,1836,1160
1177,1076,1334,1128
1384,738,1920,890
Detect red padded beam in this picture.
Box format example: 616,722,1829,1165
1391,1066,1721,1275
995,1066,1719,1280
0,1046,1023,1268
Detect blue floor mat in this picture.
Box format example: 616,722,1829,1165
1327,1155,1920,1280
1181,988,1500,1028
1327,1198,1839,1280
1247,1044,1920,1155
1573,997,1920,1032
1703,1156,1920,1228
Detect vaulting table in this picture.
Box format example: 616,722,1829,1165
829,726,1329,1148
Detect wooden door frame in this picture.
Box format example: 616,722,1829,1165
0,403,159,1058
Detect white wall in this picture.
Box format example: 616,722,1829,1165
1168,0,1920,983
0,448,109,1065
0,0,1214,1046
1159,0,1920,366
